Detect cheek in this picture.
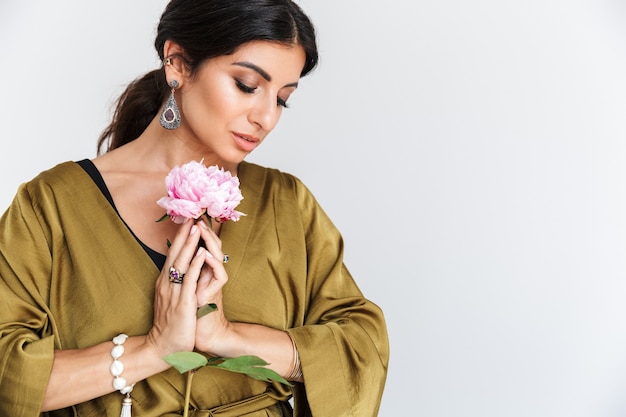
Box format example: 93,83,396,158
193,79,243,121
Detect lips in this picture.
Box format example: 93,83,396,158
232,132,260,152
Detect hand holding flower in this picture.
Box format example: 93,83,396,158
148,220,204,358
193,221,231,354
154,159,244,340
156,161,287,417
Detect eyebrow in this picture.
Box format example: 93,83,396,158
233,61,299,88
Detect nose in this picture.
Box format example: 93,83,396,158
248,95,281,132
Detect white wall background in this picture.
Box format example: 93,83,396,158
2,1,626,416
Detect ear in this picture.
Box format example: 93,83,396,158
163,40,189,87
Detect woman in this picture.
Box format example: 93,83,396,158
0,0,389,416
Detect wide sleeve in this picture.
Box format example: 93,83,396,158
287,178,390,417
0,183,57,416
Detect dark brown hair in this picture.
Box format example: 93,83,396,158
97,0,318,154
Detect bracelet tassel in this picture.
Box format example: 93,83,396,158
120,393,132,417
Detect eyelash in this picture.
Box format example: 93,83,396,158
235,80,289,109
277,97,289,109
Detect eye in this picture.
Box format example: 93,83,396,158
237,78,290,108
277,97,289,108
235,79,256,94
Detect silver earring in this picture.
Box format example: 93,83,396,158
160,79,181,130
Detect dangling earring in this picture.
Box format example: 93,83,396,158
160,79,181,130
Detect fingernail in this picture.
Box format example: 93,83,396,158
199,221,210,230
205,250,214,258
190,225,198,235
196,247,204,257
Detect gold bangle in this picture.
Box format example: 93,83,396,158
285,332,303,381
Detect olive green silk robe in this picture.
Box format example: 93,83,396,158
0,161,389,416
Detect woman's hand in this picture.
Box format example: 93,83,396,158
146,220,210,358
194,220,231,355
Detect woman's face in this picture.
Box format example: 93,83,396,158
177,41,306,164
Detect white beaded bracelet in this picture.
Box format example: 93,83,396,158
111,334,134,417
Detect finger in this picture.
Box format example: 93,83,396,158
171,224,202,274
165,218,194,259
158,220,193,286
195,258,216,307
198,222,225,262
199,220,223,249
194,251,229,303
196,259,215,287
202,252,229,289
180,247,209,297
160,224,201,289
203,252,227,274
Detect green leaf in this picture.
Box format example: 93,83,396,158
218,355,269,368
197,303,218,318
162,352,208,373
156,213,170,222
238,365,291,385
163,352,291,386
216,355,291,386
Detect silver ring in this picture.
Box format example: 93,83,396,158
168,266,184,284
223,254,229,264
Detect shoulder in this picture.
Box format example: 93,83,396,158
25,161,87,191
239,161,311,195
238,161,327,224
1,161,87,237
16,160,93,213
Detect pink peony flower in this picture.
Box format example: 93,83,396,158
157,160,245,224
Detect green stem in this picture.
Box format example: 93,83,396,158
183,370,195,417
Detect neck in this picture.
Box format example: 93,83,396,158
128,117,238,175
